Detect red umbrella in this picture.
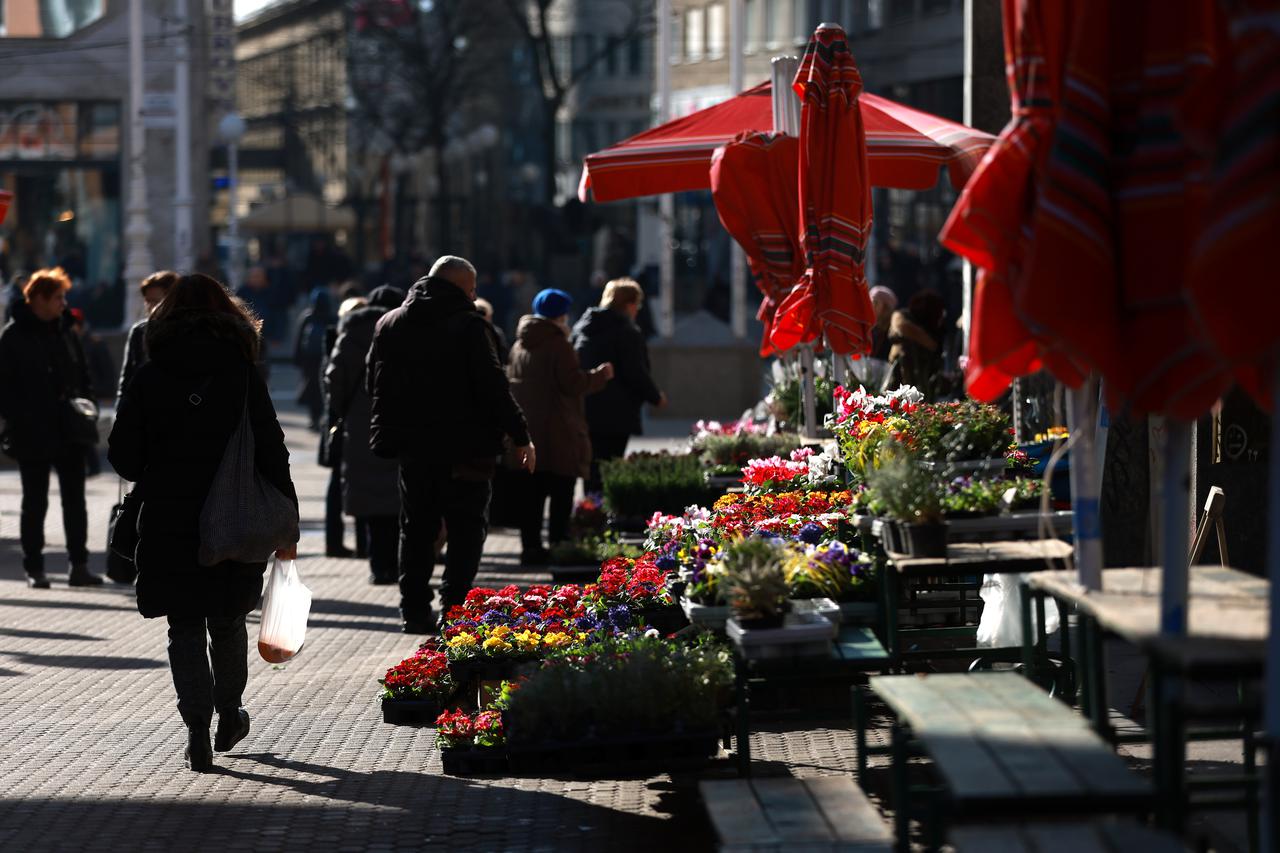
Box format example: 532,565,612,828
771,24,875,357
709,132,803,357
0,190,10,225
579,82,996,203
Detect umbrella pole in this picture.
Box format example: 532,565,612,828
1067,379,1103,590
1265,367,1280,853
800,344,818,439
1158,420,1193,635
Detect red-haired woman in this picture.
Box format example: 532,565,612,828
109,273,298,772
0,268,101,588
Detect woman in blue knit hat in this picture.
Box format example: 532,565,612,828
506,288,613,565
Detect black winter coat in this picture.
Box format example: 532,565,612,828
571,306,662,436
367,276,530,463
324,288,401,517
0,302,93,461
108,309,297,619
116,318,148,401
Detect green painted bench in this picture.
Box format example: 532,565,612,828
949,820,1185,852
701,777,892,852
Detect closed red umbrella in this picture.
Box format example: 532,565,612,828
579,82,995,203
771,24,874,356
709,132,803,357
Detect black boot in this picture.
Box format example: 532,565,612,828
185,727,214,772
27,572,51,589
68,563,104,586
214,709,250,752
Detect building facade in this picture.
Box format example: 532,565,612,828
0,0,213,327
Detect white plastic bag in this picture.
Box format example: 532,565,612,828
258,558,312,663
976,573,1059,648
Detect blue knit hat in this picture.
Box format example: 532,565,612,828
532,288,573,319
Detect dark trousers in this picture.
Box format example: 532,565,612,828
586,431,630,494
398,461,491,622
18,447,89,575
519,471,575,554
166,614,248,729
325,460,345,553
360,515,399,582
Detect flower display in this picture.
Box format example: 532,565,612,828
472,710,505,748
740,455,811,494
781,540,874,601
434,709,476,748
710,490,853,539
568,493,608,538
380,646,452,701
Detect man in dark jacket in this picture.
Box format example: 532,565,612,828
116,270,178,401
366,256,534,633
0,268,102,588
325,285,405,584
571,277,666,492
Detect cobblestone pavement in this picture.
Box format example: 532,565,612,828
0,388,881,853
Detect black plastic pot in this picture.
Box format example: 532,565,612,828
381,697,442,726
879,519,903,553
902,522,948,558
440,745,509,776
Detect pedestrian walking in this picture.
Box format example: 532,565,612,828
507,289,612,565
325,285,405,584
0,268,102,588
319,296,365,559
294,286,335,431
474,297,510,365
570,278,666,493
366,256,534,633
108,273,298,772
117,270,178,400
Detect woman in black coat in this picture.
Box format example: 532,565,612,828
108,274,298,772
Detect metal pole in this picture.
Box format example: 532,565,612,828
1067,379,1102,590
728,0,747,340
123,0,153,327
770,56,801,135
1264,366,1280,853
657,0,675,338
227,140,240,291
1159,420,1193,635
172,0,193,271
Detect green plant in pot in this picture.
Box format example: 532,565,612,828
866,445,947,558
722,538,789,629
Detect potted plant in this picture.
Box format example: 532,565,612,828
436,709,509,775
866,448,947,558
722,538,789,629
601,452,718,531
379,645,454,725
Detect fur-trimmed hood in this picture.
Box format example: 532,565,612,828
146,307,261,367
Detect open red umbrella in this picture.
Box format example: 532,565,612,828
770,24,875,356
579,82,995,203
709,132,803,357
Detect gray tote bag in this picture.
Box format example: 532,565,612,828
197,374,300,566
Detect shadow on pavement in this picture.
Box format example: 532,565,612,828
309,597,399,619
0,650,165,670
0,627,103,642
0,597,137,613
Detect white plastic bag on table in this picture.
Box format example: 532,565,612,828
976,573,1059,648
258,558,312,663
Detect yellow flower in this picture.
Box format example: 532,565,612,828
513,630,541,651
447,632,477,649
482,636,512,653
490,624,514,639
542,632,573,649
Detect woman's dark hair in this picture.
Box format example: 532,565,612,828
148,273,263,360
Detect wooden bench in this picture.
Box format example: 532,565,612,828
870,672,1151,850
735,626,889,776
949,820,1185,852
701,777,892,852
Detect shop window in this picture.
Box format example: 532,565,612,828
685,7,704,62
670,11,683,63
744,0,760,51
0,0,106,38
764,0,787,46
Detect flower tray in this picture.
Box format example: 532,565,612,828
506,730,721,777
681,597,732,631
548,563,600,584
726,611,838,661
788,597,840,625
381,697,443,726
635,603,688,635
440,746,508,776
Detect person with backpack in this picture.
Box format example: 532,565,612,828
294,286,335,431
108,273,298,772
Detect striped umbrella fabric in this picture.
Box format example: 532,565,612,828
578,82,996,204
771,24,875,357
709,132,804,357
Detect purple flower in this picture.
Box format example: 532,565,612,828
796,523,824,544
606,604,633,629
656,555,678,572
481,610,511,625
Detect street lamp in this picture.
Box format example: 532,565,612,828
219,112,247,290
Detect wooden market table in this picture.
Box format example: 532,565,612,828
870,671,1151,851
1022,567,1267,842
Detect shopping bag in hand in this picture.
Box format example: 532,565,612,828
258,558,312,663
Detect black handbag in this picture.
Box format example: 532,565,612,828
106,481,141,584
61,397,100,446
318,418,343,468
